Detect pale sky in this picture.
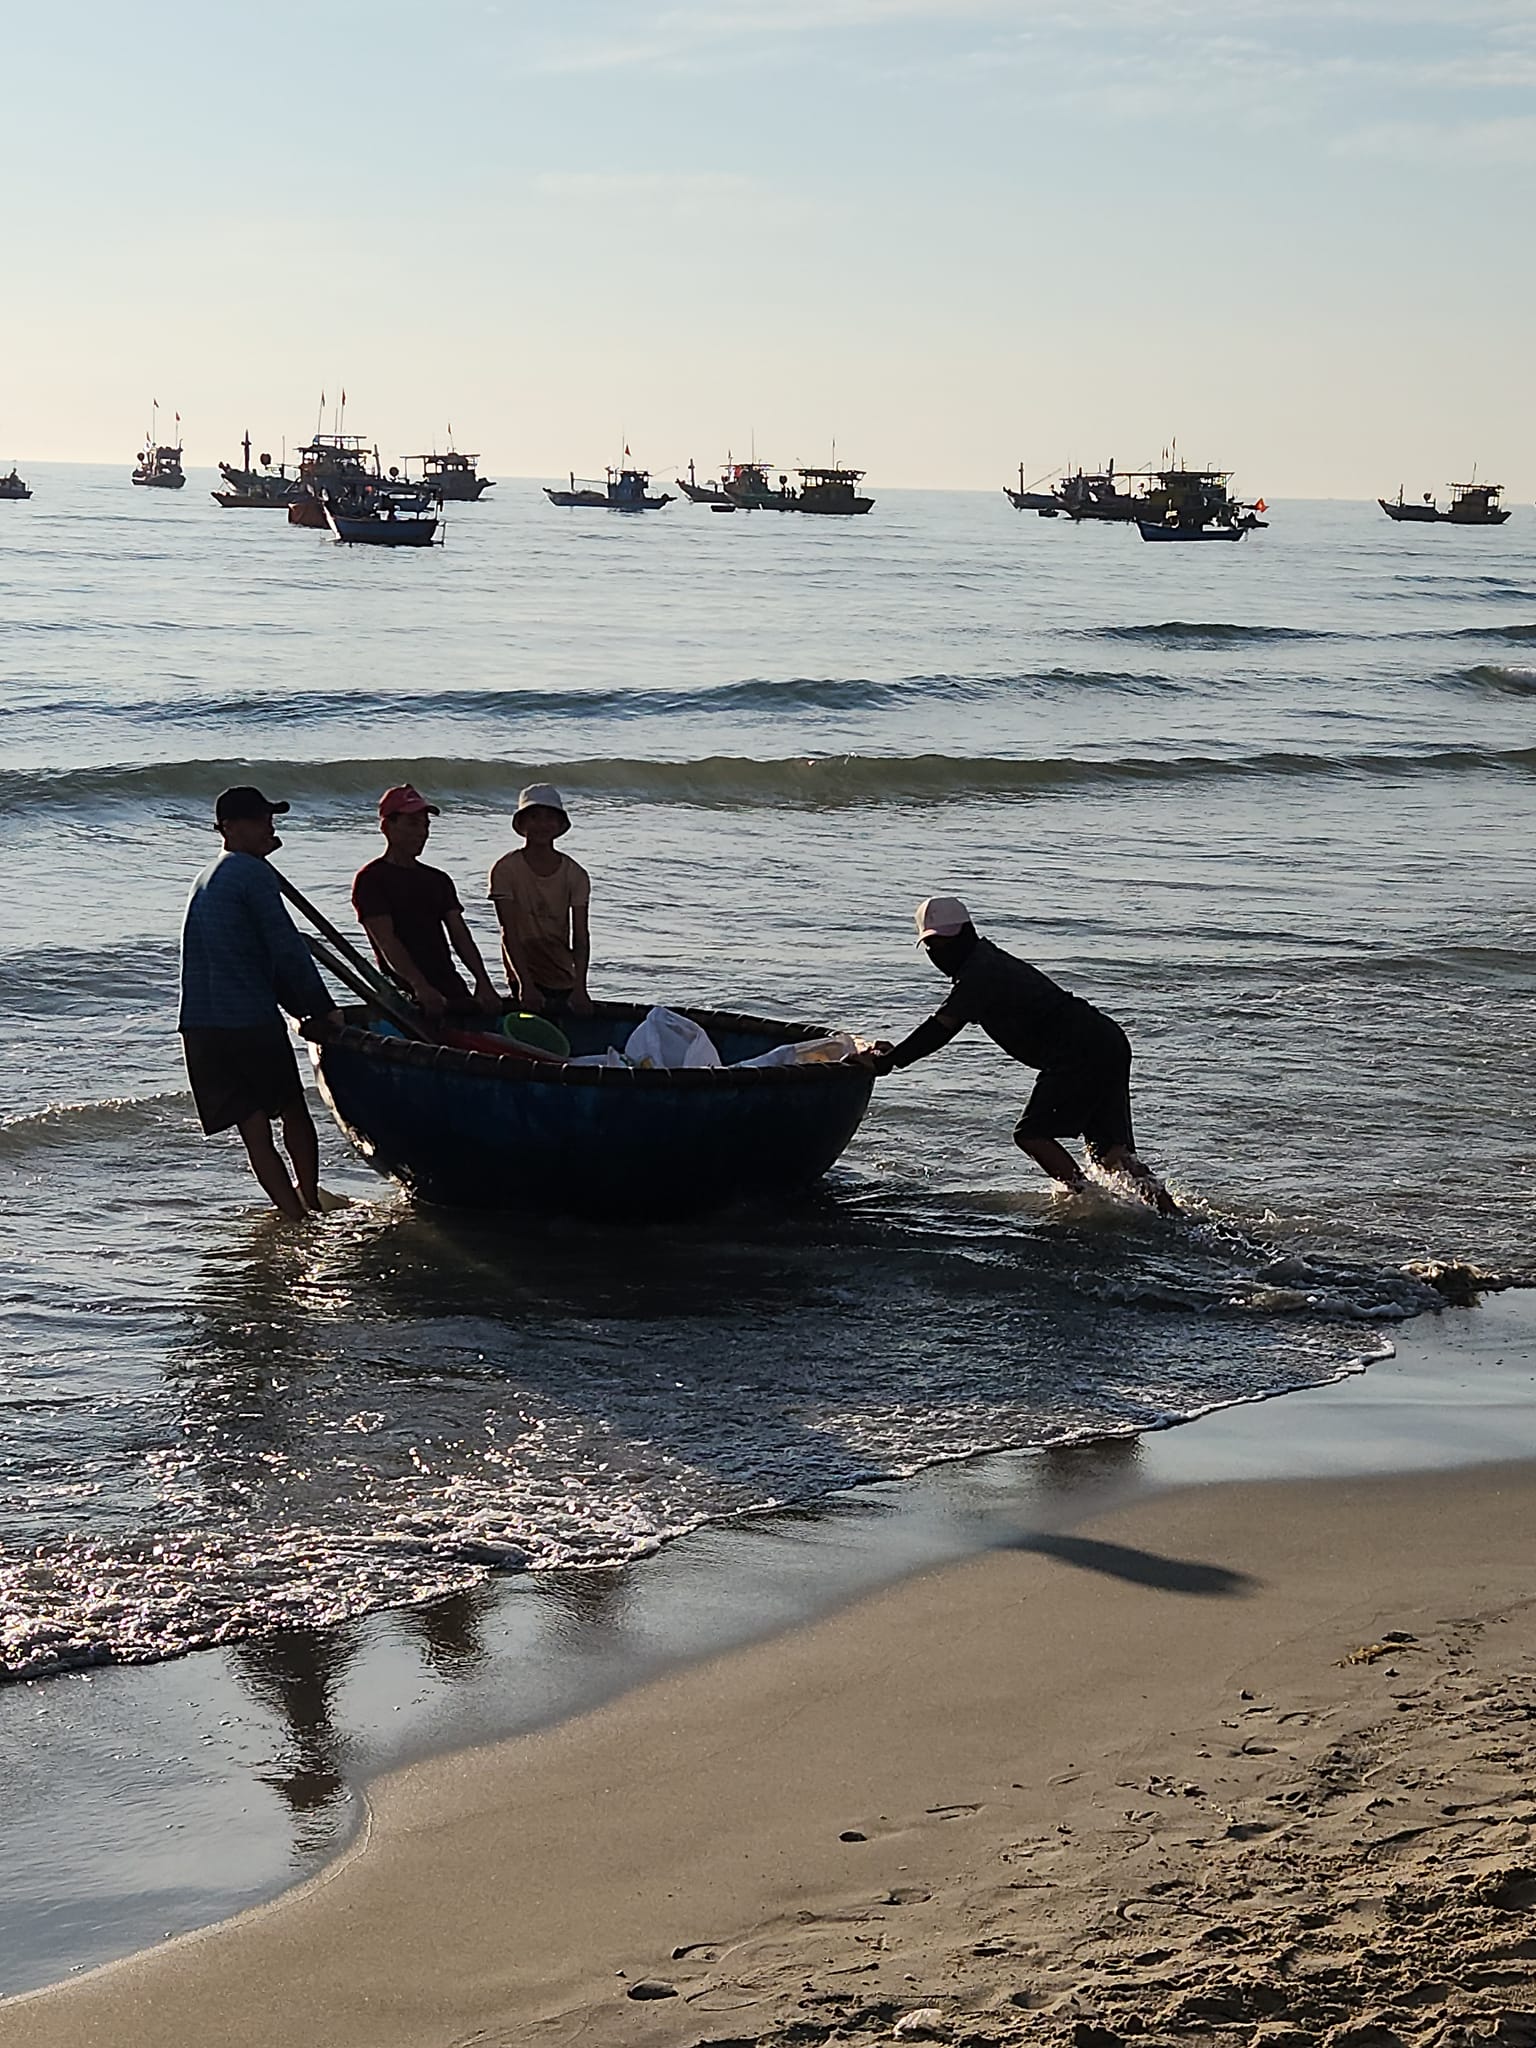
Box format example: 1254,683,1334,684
5,0,1533,496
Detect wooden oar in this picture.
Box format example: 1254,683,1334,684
273,867,395,992
301,932,432,1040
271,865,434,1040
276,866,561,1062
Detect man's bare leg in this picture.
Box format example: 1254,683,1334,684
280,1098,322,1213
1018,1135,1090,1195
236,1111,307,1222
1097,1142,1180,1216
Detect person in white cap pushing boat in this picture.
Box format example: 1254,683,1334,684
861,897,1179,1214
488,784,593,1016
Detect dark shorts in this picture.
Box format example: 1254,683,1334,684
182,1025,304,1136
1013,1025,1135,1159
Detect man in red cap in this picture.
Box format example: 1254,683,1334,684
352,785,501,1017
862,897,1178,1214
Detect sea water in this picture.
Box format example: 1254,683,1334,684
2,468,1533,1684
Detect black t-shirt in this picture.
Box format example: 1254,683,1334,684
351,857,470,1002
933,937,1118,1070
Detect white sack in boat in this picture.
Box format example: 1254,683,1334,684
733,1033,862,1068
624,1007,723,1069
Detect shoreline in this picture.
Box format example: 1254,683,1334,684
3,1289,1535,2019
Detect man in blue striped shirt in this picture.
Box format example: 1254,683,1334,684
179,786,342,1221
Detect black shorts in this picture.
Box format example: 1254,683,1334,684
182,1025,305,1136
1013,1026,1135,1159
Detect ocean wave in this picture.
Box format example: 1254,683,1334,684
1449,664,1536,696
0,1093,186,1160
1091,621,1338,647
4,743,1535,816
16,666,1187,731
1450,621,1536,644
0,942,178,1013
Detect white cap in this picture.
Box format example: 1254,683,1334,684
914,895,971,941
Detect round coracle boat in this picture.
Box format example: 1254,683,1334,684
303,1001,875,1217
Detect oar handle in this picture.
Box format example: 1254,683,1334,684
272,864,434,1041
303,933,431,1041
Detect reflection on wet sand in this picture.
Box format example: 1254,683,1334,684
228,1628,355,1850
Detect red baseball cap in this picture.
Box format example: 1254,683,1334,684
378,783,440,820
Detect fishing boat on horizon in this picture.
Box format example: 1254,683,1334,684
1136,467,1266,542
546,464,673,511
131,403,185,488
323,497,441,547
403,446,494,501
676,456,794,510
212,431,301,508
1379,480,1510,526
1003,462,1061,516
794,463,874,515
0,466,32,501
286,431,428,528
676,450,874,515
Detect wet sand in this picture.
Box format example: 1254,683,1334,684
5,1292,1536,2048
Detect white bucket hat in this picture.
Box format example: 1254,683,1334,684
513,782,571,833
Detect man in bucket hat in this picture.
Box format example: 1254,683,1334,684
178,786,342,1221
487,783,593,1016
861,897,1179,1214
352,784,501,1017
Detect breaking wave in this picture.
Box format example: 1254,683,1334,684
5,744,1535,815
1449,664,1536,696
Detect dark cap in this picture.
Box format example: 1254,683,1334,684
216,785,291,824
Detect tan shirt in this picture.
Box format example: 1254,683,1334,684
487,849,591,991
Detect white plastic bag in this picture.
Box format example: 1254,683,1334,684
734,1033,861,1069
623,1006,723,1070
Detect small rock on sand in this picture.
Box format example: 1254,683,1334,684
626,1980,679,2001
893,2008,950,2039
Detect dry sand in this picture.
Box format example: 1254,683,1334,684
5,1457,1535,2048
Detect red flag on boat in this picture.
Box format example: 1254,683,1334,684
1255,498,1267,513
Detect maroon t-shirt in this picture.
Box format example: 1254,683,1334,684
351,857,470,1002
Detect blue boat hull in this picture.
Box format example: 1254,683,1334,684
308,1004,874,1216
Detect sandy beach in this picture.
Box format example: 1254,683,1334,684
7,1300,1536,2048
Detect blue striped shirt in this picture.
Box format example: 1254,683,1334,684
178,851,332,1032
